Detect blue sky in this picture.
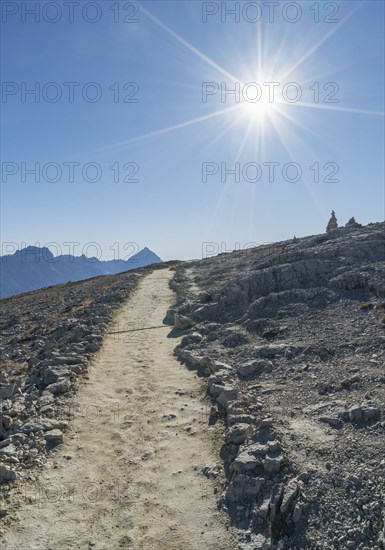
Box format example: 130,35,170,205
1,0,384,261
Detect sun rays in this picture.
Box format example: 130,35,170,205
84,0,384,192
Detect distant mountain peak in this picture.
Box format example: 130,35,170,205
14,246,55,261
0,245,162,298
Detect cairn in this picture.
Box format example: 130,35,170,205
345,217,362,229
326,210,338,232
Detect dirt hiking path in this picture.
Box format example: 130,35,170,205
2,269,236,550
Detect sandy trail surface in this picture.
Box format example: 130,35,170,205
2,269,236,550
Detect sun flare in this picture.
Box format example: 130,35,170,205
101,3,384,159
240,94,278,121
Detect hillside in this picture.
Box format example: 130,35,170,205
0,222,384,549
0,268,236,550
169,221,385,549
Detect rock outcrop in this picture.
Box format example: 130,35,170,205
170,222,385,549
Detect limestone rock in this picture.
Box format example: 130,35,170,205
269,483,284,521
44,429,64,445
348,405,363,422
280,478,300,514
46,378,71,395
237,359,272,379
224,423,254,445
255,499,270,519
216,386,237,411
227,473,264,502
0,464,19,481
174,314,193,330
43,366,71,386
20,418,67,434
227,414,256,426
208,369,234,395
232,450,261,473
362,406,380,421
0,444,18,459
293,502,304,523
251,534,272,550
0,382,20,399
208,382,226,398
263,455,284,473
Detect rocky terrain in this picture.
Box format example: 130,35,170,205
0,262,175,493
168,221,385,549
1,269,236,550
1,221,384,549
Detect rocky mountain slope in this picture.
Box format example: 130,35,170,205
0,262,175,490
1,269,236,550
168,221,385,549
0,246,161,298
1,221,384,549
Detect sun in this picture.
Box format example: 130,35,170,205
240,93,278,121
103,3,383,155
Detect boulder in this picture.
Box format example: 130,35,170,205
43,366,71,386
216,386,237,411
20,418,55,433
227,414,256,426
20,418,67,434
269,483,284,521
348,406,363,422
205,359,234,375
0,464,19,481
44,429,64,445
0,444,18,458
252,344,291,359
280,478,300,514
180,332,202,347
68,363,87,375
250,534,271,550
178,350,205,372
224,423,254,444
232,451,261,473
0,382,20,399
362,406,380,422
227,473,264,502
174,314,193,330
1,415,13,430
259,418,273,428
209,383,226,398
46,378,71,395
85,342,100,353
263,455,284,473
293,502,304,523
208,369,234,396
266,440,281,452
43,355,86,366
341,375,360,389
237,359,272,379
255,500,270,519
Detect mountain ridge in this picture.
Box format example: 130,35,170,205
0,245,162,298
